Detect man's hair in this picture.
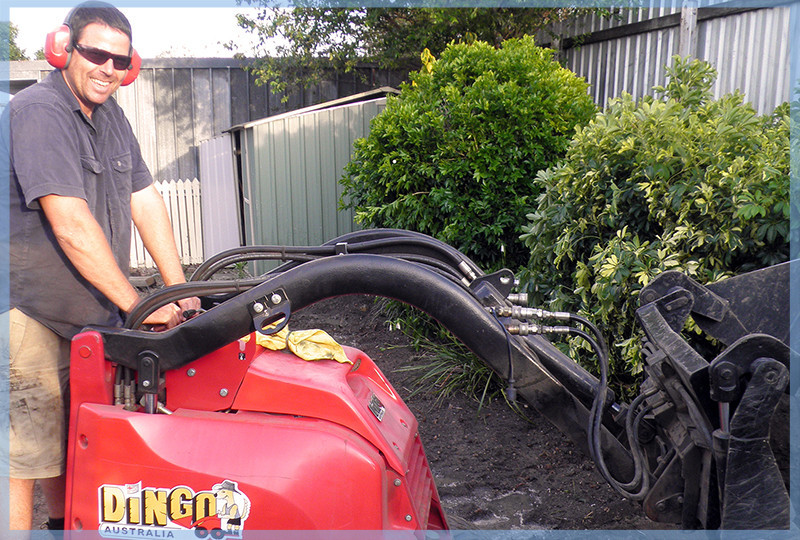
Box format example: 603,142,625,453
67,1,132,47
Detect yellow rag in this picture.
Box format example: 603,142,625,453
248,325,351,364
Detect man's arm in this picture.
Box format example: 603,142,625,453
39,193,183,328
130,184,201,313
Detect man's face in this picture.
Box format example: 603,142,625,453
62,22,131,117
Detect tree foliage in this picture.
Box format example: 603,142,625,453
341,36,596,270
232,4,593,94
1,22,29,61
521,57,790,390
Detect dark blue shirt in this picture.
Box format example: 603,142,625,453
4,70,152,338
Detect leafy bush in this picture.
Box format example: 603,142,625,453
522,56,790,389
341,36,596,270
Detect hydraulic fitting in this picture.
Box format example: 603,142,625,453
494,305,571,322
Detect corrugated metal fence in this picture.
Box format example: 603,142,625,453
116,59,404,183
539,4,791,114
198,134,241,259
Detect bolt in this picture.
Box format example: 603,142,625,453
220,388,229,397
253,302,265,313
405,515,412,522
187,368,196,377
271,293,283,305
656,501,666,512
394,479,402,487
142,380,151,388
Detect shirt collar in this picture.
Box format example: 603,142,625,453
47,69,107,128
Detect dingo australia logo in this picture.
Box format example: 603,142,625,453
98,480,251,539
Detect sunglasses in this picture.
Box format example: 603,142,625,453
73,43,132,71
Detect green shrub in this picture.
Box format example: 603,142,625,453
521,56,790,389
341,36,596,270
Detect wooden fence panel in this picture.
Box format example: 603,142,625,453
130,179,204,269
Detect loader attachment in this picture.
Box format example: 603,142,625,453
69,229,790,531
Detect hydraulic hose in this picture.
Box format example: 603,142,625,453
266,229,484,281
124,279,264,329
319,228,483,277
99,252,636,483
108,255,511,371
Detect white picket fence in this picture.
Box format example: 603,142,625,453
130,178,204,269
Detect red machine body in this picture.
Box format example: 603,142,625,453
64,330,447,535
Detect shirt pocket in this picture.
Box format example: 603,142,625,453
110,152,133,197
80,155,104,209
80,155,103,174
111,152,133,176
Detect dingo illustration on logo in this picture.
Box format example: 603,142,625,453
98,479,251,539
210,480,250,536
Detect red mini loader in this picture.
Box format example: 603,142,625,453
61,229,790,536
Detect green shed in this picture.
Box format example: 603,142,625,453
229,88,397,262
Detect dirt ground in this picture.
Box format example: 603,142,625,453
35,294,677,532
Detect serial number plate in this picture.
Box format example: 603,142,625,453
368,393,386,422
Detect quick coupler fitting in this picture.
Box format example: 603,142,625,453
507,322,571,336
506,293,528,305
495,306,571,321
507,322,541,335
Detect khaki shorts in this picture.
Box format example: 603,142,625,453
7,308,70,479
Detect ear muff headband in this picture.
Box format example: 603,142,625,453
44,22,140,86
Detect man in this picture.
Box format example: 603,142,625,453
2,2,199,532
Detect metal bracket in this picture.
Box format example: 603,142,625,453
636,293,708,401
720,357,789,529
137,350,159,394
469,268,516,303
709,334,789,403
249,288,291,336
639,271,728,322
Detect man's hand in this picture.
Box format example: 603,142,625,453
177,296,202,317
141,302,183,331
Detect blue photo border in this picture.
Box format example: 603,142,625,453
0,0,797,538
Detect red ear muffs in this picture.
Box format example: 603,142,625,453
44,24,72,70
44,23,140,86
121,49,140,86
